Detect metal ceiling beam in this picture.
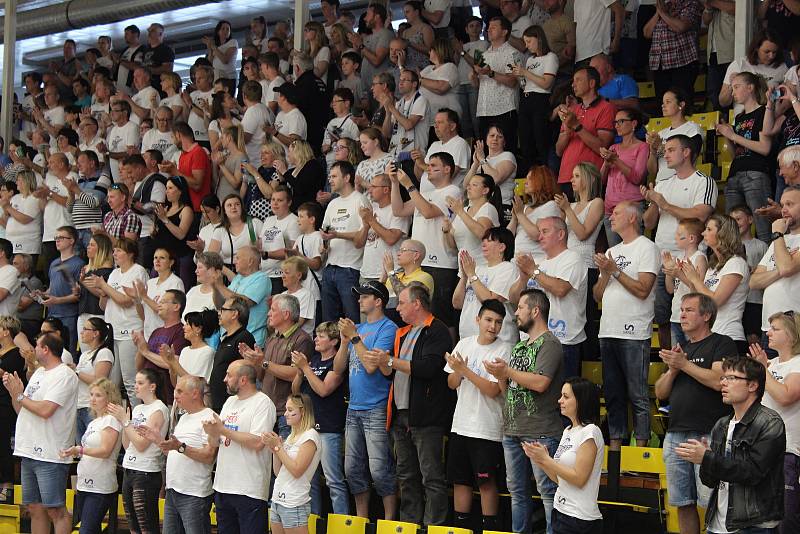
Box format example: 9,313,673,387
1,0,17,146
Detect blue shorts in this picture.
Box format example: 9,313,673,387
270,501,311,528
21,458,71,507
663,431,712,507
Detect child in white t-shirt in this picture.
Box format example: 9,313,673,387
262,393,321,531
663,218,707,347
290,202,325,304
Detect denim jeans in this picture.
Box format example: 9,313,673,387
310,432,349,515
503,435,559,534
275,415,290,440
725,170,772,242
321,265,360,323
122,469,162,534
670,322,689,349
455,84,479,140
345,406,396,497
74,491,116,534
391,410,448,526
76,407,92,444
162,489,212,534
214,492,268,534
782,453,800,534
600,338,651,441
562,343,581,380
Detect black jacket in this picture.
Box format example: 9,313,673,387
700,401,785,531
390,316,455,429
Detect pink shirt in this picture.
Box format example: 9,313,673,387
603,141,649,215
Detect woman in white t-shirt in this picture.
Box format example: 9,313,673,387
524,377,604,533
355,128,393,191
750,312,800,524
509,165,562,262
646,88,705,183
208,194,262,270
204,21,239,87
281,257,317,335
189,195,223,259
719,30,787,111
74,318,114,443
108,369,170,534
173,310,219,381
159,72,185,119
419,38,462,127
262,393,321,532
304,21,331,81
59,378,122,534
135,248,185,338
95,237,150,405
465,126,518,209
682,214,750,354
444,174,501,267
4,170,42,255
184,252,224,320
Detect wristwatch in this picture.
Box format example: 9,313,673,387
573,124,584,133
792,97,799,105
15,393,24,402
123,421,132,428
388,270,397,277
771,231,785,242
611,270,621,279
387,357,394,368
407,185,418,193
531,269,541,280
488,71,495,78
351,335,362,345
468,275,479,285
262,360,271,369
177,442,187,454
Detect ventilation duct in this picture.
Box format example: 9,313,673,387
0,0,219,42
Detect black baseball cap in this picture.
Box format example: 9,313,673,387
274,83,299,105
352,280,390,304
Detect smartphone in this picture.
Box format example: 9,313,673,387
770,88,782,102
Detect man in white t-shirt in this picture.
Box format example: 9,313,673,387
105,100,140,181
37,153,77,271
512,216,587,378
116,25,145,95
391,152,461,331
260,186,300,293
380,70,429,159
118,67,160,125
751,186,800,345
643,134,717,350
241,80,274,165
141,106,178,162
140,375,217,534
0,239,21,317
574,0,625,62
500,0,533,53
359,173,410,283
3,333,78,534
323,87,361,169
445,299,511,533
413,109,471,190
184,65,214,146
320,161,367,323
423,0,452,36
267,84,308,153
594,201,659,451
258,52,286,116
205,361,276,532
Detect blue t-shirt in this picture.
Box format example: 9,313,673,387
48,254,85,318
348,316,397,410
229,271,271,346
598,73,639,101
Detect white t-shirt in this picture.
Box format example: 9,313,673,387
14,364,78,463
264,76,286,105
260,214,300,276
107,121,140,181
514,201,562,262
566,200,603,270
704,257,749,341
764,356,800,456
599,236,661,340
574,0,616,62
421,136,472,190
6,194,42,254
425,0,452,27
487,151,518,205
188,90,214,141
323,192,368,269
293,232,325,302
122,400,171,472
178,345,216,381
362,203,410,279
324,114,361,168
272,428,321,507
445,335,512,442
75,347,115,409
242,103,274,164
213,392,277,501
412,184,462,269
285,287,316,336
104,264,150,340
654,171,718,255
43,107,65,135
131,86,160,125
458,262,520,346
0,264,20,317
553,424,605,521
724,58,788,115
116,46,142,94
143,274,185,338
759,234,800,331
388,93,429,157
528,249,588,345
522,52,559,94
161,94,185,117
77,414,122,493
43,172,76,241
184,286,217,319
141,129,179,162
670,249,706,323
274,108,308,152
165,407,216,497
708,419,738,534
213,39,240,80
459,40,490,84
212,219,263,266
133,178,167,238
452,202,500,267
419,63,461,127
655,121,706,183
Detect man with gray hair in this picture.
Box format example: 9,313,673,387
382,238,435,322
293,50,331,157
210,296,255,412
756,145,800,221
594,201,660,451
243,293,313,439
216,246,271,346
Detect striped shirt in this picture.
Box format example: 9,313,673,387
68,172,111,230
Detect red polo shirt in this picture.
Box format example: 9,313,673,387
179,143,212,211
557,97,616,184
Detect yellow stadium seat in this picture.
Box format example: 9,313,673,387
717,136,733,166
694,74,706,94
690,111,720,132
327,513,369,534
309,513,321,534
483,531,514,534
638,81,656,99
0,504,20,534
648,362,666,387
427,527,473,534
377,519,420,534
514,178,525,197
721,161,732,181
12,486,21,505
696,162,712,177
646,116,671,134
581,361,602,386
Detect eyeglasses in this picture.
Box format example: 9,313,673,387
111,108,124,112
54,236,74,241
220,306,234,312
333,145,348,151
156,117,170,122
110,184,124,190
613,119,633,125
398,248,417,254
720,375,749,383
371,82,386,86
331,99,346,104
82,327,98,332
785,310,795,318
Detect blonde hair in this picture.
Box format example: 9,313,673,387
287,393,316,442
160,72,182,93
290,139,315,168
768,312,800,354
0,316,21,337
281,256,309,280
262,138,286,161
224,124,246,153
16,170,38,195
89,377,122,418
304,21,329,57
88,233,114,271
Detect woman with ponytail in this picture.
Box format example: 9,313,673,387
74,317,114,443
443,173,503,267
77,233,114,350
212,124,248,202
108,368,170,534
